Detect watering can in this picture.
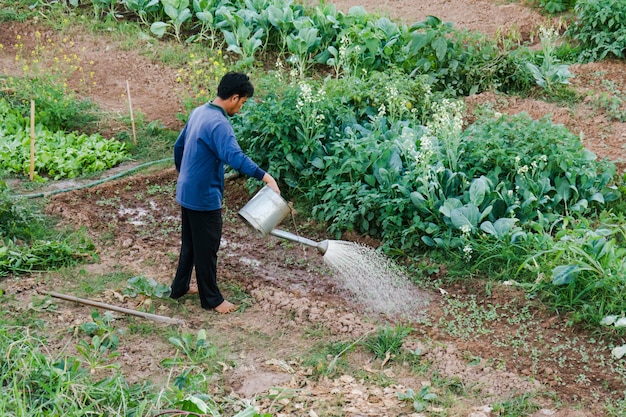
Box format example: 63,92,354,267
238,186,329,254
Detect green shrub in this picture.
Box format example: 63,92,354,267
534,0,576,15
402,16,506,96
0,182,95,276
237,69,433,194
567,0,626,61
525,218,626,326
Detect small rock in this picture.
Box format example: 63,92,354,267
339,375,355,384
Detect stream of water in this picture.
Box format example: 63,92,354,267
322,240,428,319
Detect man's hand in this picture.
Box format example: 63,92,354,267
262,173,281,195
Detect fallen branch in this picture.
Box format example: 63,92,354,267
47,291,184,325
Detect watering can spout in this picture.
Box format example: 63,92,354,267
270,229,328,255
317,240,329,255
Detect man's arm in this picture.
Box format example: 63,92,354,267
173,126,187,172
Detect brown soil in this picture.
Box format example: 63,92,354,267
1,1,626,416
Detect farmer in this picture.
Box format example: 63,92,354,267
169,72,280,314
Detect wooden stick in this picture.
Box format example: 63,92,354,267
29,99,35,181
47,291,184,325
126,79,137,145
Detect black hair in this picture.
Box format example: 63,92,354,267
217,72,254,99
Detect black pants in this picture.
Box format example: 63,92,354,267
170,207,223,309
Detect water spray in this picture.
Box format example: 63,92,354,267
238,186,429,318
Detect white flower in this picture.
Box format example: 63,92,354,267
420,135,435,155
460,224,472,235
463,244,473,261
377,104,386,117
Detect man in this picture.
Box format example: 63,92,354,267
170,72,280,314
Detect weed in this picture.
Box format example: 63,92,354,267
162,329,218,367
362,324,412,361
221,282,254,311
302,339,355,376
123,275,171,298
397,385,438,413
591,79,626,122
492,392,542,416
76,311,123,373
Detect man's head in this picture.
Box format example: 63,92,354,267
215,72,254,116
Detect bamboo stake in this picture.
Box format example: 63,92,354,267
126,79,137,145
29,99,35,181
47,291,184,325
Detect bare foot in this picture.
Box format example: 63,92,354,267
214,300,239,314
188,283,198,295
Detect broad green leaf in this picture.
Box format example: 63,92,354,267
413,400,426,412
197,329,207,343
222,30,238,47
410,191,426,207
431,37,447,62
150,22,169,37
469,176,489,206
551,265,579,286
450,204,480,230
169,337,185,349
180,395,211,413
480,217,518,238
175,8,193,25
311,157,324,169
571,199,588,212
554,176,572,204
479,205,492,222
196,11,214,23
408,33,428,54
439,198,462,217
589,192,605,203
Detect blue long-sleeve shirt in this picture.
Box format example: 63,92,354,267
174,103,265,211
